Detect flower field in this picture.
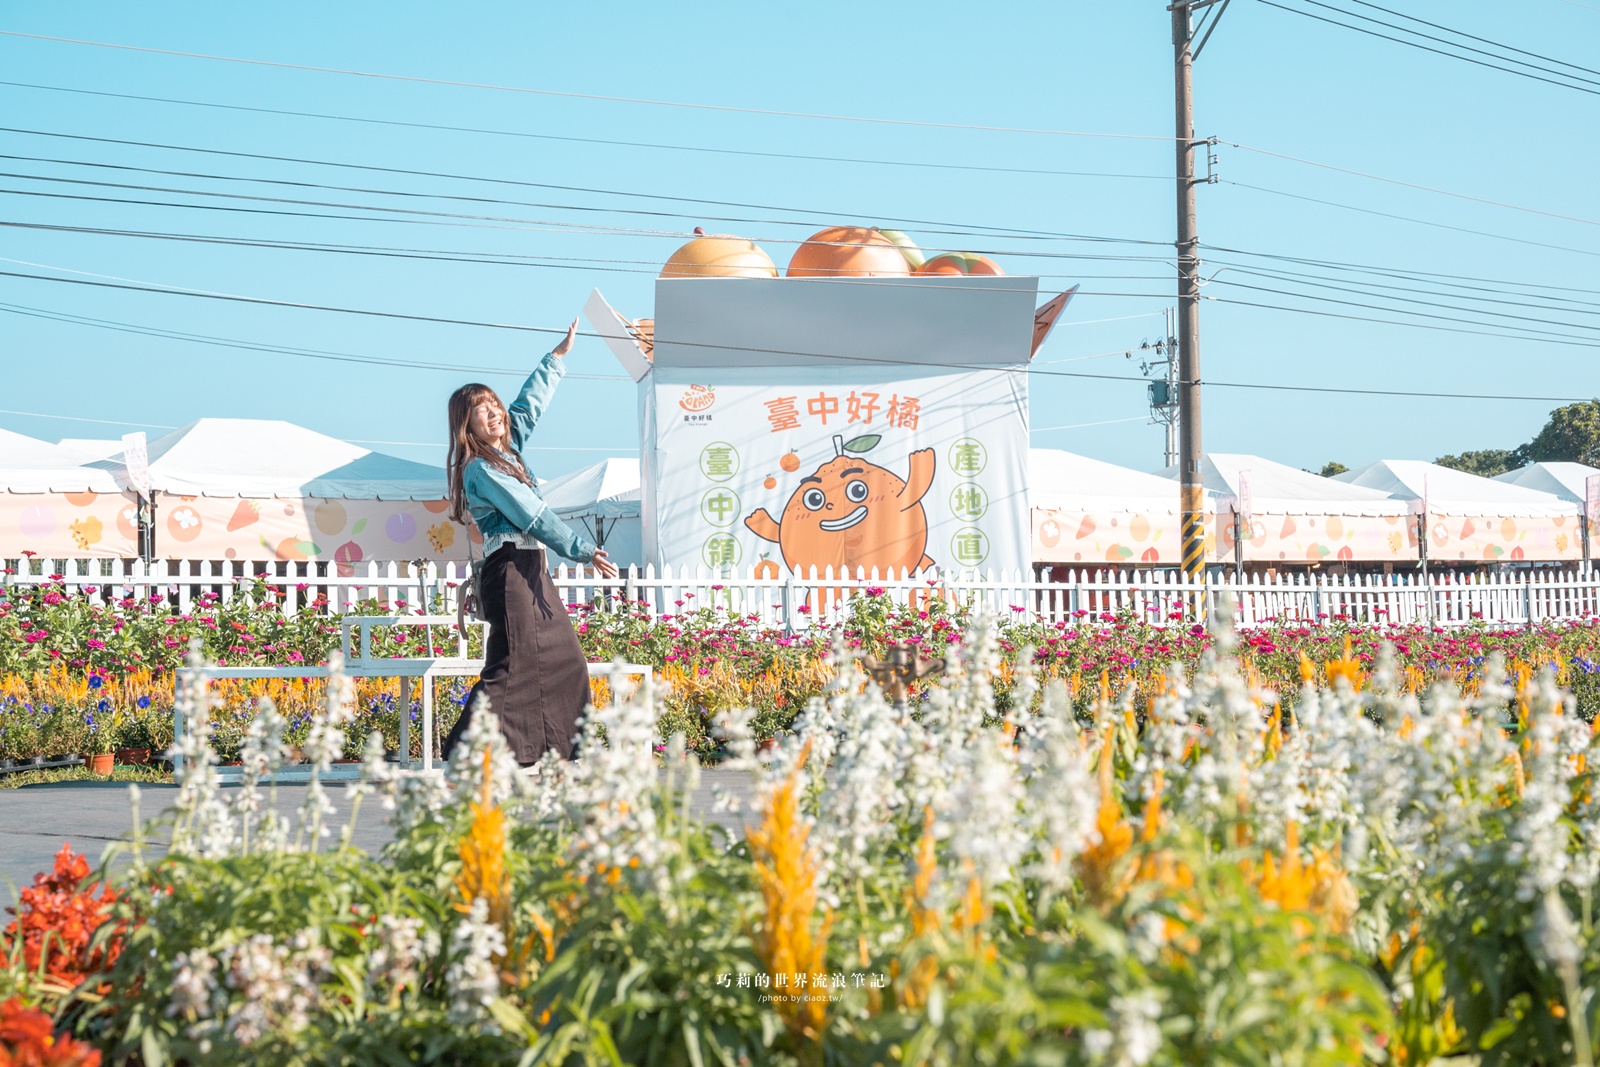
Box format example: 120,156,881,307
4,607,1600,1065
4,576,1600,765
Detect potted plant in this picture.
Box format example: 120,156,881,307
115,711,154,766
45,707,86,764
86,704,119,775
8,712,46,768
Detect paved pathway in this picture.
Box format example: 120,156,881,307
0,770,753,891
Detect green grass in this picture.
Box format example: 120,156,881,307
0,764,173,789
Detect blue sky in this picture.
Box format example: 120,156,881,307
1,1,1595,479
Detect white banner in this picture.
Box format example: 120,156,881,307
122,432,151,496
636,275,1037,579
650,366,1028,577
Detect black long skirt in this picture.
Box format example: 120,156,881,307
442,545,589,764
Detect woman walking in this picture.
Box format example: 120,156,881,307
444,319,619,764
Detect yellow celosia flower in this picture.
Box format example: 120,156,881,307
747,741,832,1042
1247,821,1358,935
1078,726,1134,909
1323,638,1364,692
455,749,511,962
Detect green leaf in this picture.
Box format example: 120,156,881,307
843,434,881,453
353,518,367,534
296,540,323,556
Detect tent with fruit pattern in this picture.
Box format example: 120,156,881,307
0,428,135,559
537,457,644,571
1337,459,1579,563
88,419,473,566
1154,453,1416,565
1029,448,1200,566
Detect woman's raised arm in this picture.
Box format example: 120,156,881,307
507,318,579,450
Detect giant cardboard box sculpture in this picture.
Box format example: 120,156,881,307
596,276,1039,578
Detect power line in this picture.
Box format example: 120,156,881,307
1257,0,1600,96
1343,0,1600,78
0,219,1170,284
0,30,1179,141
0,300,630,379
0,169,1177,255
1034,415,1150,431
1222,179,1600,260
6,78,1589,236
1204,243,1600,300
1210,277,1600,344
13,213,1600,355
1224,143,1600,230
0,407,175,429
1207,289,1600,352
0,131,1172,243
1208,260,1600,317
3,260,1595,402
0,115,1174,186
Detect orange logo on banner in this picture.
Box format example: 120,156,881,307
679,385,716,412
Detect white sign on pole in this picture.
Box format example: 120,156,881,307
635,276,1037,576
121,432,151,496
1587,474,1600,526
1236,469,1252,523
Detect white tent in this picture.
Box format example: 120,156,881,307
1148,453,1415,563
538,458,642,569
83,419,468,564
0,429,123,494
1494,461,1600,504
1030,448,1186,511
1336,459,1571,517
0,429,133,558
56,438,126,462
1153,453,1406,516
92,419,447,499
1337,459,1579,562
1028,448,1192,565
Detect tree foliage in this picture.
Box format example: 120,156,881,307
1434,449,1519,477
1522,399,1600,467
1436,399,1600,475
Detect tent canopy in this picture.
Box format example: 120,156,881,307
1494,461,1600,505
0,428,123,494
56,438,125,461
91,419,447,499
539,457,641,519
1154,453,1407,516
1337,459,1573,517
1029,448,1187,512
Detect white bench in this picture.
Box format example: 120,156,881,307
171,615,652,780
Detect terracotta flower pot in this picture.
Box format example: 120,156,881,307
115,748,151,766
89,753,115,775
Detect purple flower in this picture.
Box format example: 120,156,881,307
88,675,104,689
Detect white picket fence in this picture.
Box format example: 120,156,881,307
4,555,1600,629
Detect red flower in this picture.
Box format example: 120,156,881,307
0,998,101,1066
2,846,125,989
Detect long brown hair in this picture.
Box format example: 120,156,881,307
447,383,533,524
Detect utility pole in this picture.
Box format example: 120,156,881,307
1171,0,1227,582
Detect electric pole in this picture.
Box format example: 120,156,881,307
1171,0,1227,582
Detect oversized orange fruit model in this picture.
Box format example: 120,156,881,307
916,252,1004,276
786,226,912,278
660,230,778,279
745,434,936,577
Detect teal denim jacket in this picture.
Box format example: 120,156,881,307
464,352,598,564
